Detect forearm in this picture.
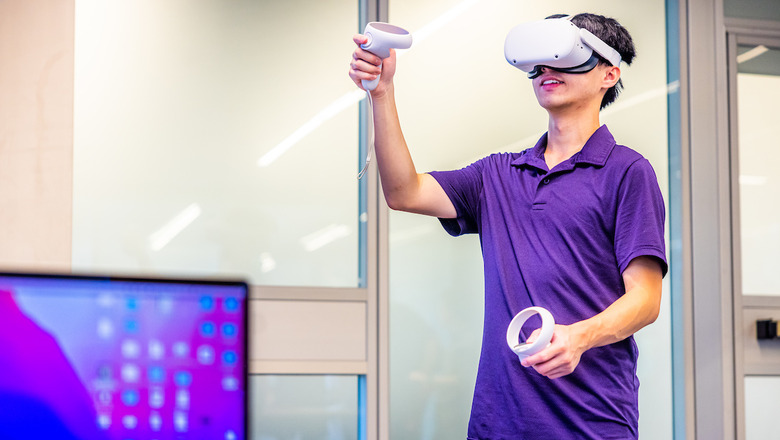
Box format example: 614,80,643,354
370,89,457,218
369,87,422,210
572,284,660,351
572,257,663,351
522,257,663,379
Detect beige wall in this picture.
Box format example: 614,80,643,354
0,0,74,270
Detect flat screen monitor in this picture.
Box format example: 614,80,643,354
0,272,248,440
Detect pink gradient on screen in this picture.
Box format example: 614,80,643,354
0,278,246,440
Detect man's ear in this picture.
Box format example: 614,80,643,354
602,65,621,89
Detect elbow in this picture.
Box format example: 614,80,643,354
384,194,405,211
382,174,430,213
386,199,417,213
383,188,415,212
645,296,662,326
647,307,660,326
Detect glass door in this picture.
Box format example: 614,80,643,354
729,35,780,440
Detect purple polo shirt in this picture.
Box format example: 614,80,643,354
429,125,667,440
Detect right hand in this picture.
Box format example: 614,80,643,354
348,34,397,96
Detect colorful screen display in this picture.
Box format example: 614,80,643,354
0,273,247,440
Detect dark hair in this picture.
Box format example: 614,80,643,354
546,13,636,109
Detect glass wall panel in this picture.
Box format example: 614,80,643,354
725,0,780,22
744,376,780,440
386,1,672,438
73,0,361,287
250,375,358,439
736,44,780,296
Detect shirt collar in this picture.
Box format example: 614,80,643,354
511,125,617,170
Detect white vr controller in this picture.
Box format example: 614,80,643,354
360,22,413,91
506,306,555,361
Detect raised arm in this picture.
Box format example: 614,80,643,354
349,34,456,219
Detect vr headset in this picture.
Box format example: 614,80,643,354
504,16,622,79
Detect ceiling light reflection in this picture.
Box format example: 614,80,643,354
148,203,202,251
300,224,351,252
740,175,769,186
411,0,480,45
259,252,277,273
258,90,366,167
737,45,769,64
258,0,480,168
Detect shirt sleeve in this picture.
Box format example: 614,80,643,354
428,158,487,237
614,158,669,277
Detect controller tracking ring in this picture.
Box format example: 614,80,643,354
506,306,555,361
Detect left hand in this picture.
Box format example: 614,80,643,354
520,324,588,379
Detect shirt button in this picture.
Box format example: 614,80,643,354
543,178,550,184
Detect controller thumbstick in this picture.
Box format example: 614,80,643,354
362,33,373,49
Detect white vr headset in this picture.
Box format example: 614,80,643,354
504,16,622,79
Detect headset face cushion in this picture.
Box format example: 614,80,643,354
526,54,600,79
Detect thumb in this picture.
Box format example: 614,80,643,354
525,328,542,344
353,33,368,46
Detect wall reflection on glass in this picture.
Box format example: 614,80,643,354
736,44,780,296
250,375,358,439
73,0,361,287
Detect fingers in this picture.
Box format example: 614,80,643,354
520,347,553,369
348,60,379,90
349,34,383,89
522,350,578,378
520,326,582,379
351,34,382,66
530,352,580,379
349,54,381,76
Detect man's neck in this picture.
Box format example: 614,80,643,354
544,110,601,170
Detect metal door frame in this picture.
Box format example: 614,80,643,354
726,25,780,440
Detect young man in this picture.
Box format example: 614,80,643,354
349,13,667,440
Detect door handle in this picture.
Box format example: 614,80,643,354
756,319,778,340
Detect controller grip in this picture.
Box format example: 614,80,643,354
359,23,412,92
361,62,382,91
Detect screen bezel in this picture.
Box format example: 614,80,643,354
0,270,250,439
